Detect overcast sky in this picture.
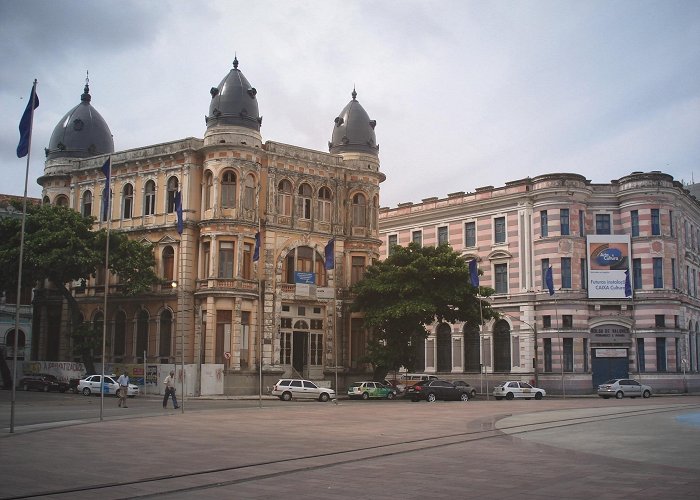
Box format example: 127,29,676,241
2,0,699,208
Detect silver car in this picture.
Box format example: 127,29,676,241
271,379,336,402
597,378,652,399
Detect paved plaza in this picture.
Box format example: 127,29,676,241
1,396,700,499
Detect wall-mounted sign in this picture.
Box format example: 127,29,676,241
590,324,630,343
294,272,315,284
587,235,631,299
594,348,627,358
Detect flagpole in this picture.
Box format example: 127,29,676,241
178,184,185,414
257,222,263,409
333,242,338,406
100,155,112,421
10,79,38,434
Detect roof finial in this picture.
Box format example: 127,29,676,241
81,70,91,103
352,86,357,100
233,54,239,69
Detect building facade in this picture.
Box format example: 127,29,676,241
379,172,700,394
33,59,384,393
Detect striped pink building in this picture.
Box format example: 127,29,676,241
379,172,700,394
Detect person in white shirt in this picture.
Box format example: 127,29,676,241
116,371,129,408
163,370,179,409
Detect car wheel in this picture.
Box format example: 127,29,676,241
82,387,91,396
281,391,292,401
427,393,437,402
319,393,330,402
615,391,624,399
386,392,395,400
534,392,543,400
362,392,370,400
470,390,476,399
505,392,514,400
643,390,651,398
460,393,469,402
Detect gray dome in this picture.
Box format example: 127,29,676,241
45,83,114,160
329,89,378,156
206,57,261,131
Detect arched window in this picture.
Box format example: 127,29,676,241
221,170,237,208
166,177,179,214
203,171,213,210
5,329,26,355
436,323,452,372
463,324,480,372
277,179,292,216
162,246,175,282
136,309,149,360
55,195,69,207
281,246,326,285
317,186,332,223
352,193,366,227
42,196,50,205
159,310,172,358
122,183,134,219
493,320,511,372
243,174,256,211
372,195,379,230
82,191,93,217
297,183,312,220
114,310,127,357
144,180,156,216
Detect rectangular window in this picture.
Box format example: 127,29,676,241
651,209,660,236
563,338,573,372
242,242,253,280
637,338,645,372
579,210,585,236
561,257,572,288
280,332,291,365
595,213,611,234
655,315,665,328
437,226,448,245
494,263,508,294
310,333,323,365
202,242,210,279
653,257,663,288
671,258,677,289
583,338,589,372
544,338,552,372
633,258,642,290
351,256,366,285
656,337,666,372
465,221,476,247
670,210,674,237
562,315,573,328
541,258,550,290
560,208,570,235
580,258,587,289
494,216,506,244
540,210,548,237
218,241,234,279
412,230,422,246
388,234,398,255
543,315,551,329
631,210,639,237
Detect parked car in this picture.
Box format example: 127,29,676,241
396,373,439,392
493,381,546,400
271,379,335,402
78,374,140,397
597,379,652,399
348,381,397,400
452,380,477,399
20,374,69,393
406,379,470,402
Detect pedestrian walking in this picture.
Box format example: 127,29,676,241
117,370,129,408
163,370,179,409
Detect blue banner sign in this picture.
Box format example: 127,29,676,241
294,272,316,284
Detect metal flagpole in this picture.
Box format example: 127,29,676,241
100,155,113,421
257,220,263,409
179,190,185,414
10,79,38,434
555,296,565,398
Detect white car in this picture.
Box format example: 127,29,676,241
493,381,545,400
597,379,652,399
78,375,140,397
271,379,335,402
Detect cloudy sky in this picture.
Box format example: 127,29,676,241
1,0,699,208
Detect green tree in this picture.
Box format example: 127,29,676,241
351,243,496,381
0,203,158,373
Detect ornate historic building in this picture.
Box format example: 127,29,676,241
33,58,384,393
379,172,700,394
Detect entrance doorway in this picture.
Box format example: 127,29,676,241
292,331,308,375
591,348,628,388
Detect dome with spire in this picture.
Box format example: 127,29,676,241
45,80,114,160
206,57,261,131
328,89,378,156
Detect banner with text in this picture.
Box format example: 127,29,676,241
587,234,631,299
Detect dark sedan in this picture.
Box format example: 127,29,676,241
20,374,69,393
406,379,470,402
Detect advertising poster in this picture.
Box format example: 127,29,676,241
587,234,631,299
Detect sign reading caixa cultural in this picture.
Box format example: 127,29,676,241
587,234,632,299
590,324,630,343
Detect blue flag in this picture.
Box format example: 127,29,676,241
545,266,555,296
324,238,335,270
469,259,479,288
101,157,111,220
174,190,184,235
624,269,632,297
253,232,260,262
17,83,39,158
